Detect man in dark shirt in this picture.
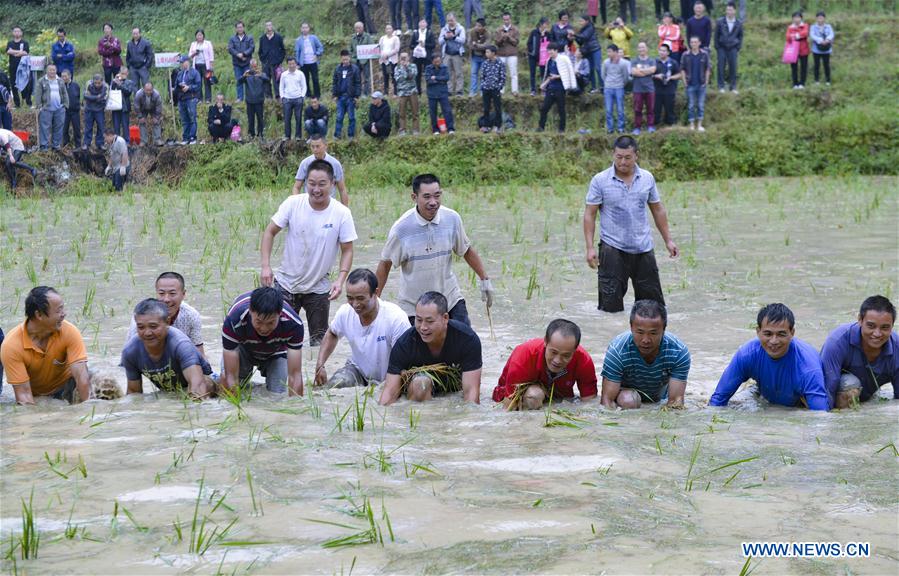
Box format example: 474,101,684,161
258,21,286,99
332,50,361,139
652,43,683,126
6,27,32,107
363,91,391,139
303,96,329,137
379,291,482,405
424,54,455,134
714,1,743,93
60,70,81,147
537,43,567,133
685,1,712,50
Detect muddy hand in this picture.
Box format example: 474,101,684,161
477,278,495,308
586,247,598,269
260,266,273,286
328,280,343,301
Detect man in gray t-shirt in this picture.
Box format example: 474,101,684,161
601,44,631,133
630,41,657,134
292,134,348,204
103,128,130,191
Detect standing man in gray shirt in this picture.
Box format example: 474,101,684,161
583,136,678,313
601,44,631,133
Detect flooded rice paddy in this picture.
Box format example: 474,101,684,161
1,176,897,574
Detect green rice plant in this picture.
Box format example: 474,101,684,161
305,497,395,549
185,475,238,555
400,364,462,396
64,503,78,540
408,408,421,430
875,442,898,456
350,387,369,432
526,262,539,300
220,380,252,421
246,468,263,516
738,556,760,576
120,504,149,533
18,488,39,560
402,455,441,479
24,260,38,285
684,437,702,491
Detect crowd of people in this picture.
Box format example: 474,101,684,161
0,134,895,411
1,2,840,190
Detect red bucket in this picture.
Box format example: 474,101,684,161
129,125,141,144
437,118,447,133
13,130,29,144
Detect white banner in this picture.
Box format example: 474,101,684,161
154,52,181,69
29,55,46,71
355,44,380,60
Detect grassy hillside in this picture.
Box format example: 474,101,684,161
2,0,896,191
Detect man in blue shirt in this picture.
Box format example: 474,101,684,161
121,299,214,399
175,56,201,144
601,300,690,409
51,28,76,77
710,303,830,411
820,295,898,408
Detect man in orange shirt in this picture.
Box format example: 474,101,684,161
0,286,93,404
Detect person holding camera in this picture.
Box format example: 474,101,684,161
175,55,201,144
238,59,270,139
189,29,215,103
604,17,634,58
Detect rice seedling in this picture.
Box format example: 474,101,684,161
684,438,702,491
121,504,149,533
246,468,263,516
408,408,421,430
526,262,539,300
18,488,40,560
24,260,38,285
402,455,441,479
305,497,395,549
738,556,760,576
220,380,252,421
543,387,587,429
874,442,898,456
400,364,462,396
182,475,238,555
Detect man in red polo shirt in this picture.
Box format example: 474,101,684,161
492,319,598,410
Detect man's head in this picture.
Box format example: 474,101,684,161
46,64,57,79
301,22,311,35
249,58,259,71
693,1,705,17
612,135,638,176
792,11,803,25
446,13,457,27
543,319,581,374
249,286,283,337
155,272,187,320
415,291,449,344
345,268,379,318
56,28,66,42
91,73,103,87
308,133,327,157
756,303,795,360
858,295,896,352
816,11,826,24
132,27,141,41
502,13,512,27
143,81,154,95
474,18,485,32
637,41,648,58
419,19,428,30
103,127,117,145
411,173,442,221
235,21,245,35
12,26,23,40
265,21,274,34
103,23,113,36
431,54,442,66
629,300,667,358
215,93,225,106
399,51,410,65
309,96,320,109
133,298,170,347
485,45,497,59
658,42,671,59
725,2,736,19
25,286,65,330
689,36,701,51
354,21,364,34
61,70,71,83
608,43,620,61
371,90,384,105
558,10,569,25
547,42,560,58
116,69,128,81
340,49,351,66
306,159,335,207
286,56,297,72
180,56,191,70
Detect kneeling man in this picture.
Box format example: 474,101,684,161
710,303,830,410
122,298,215,399
379,291,482,405
601,300,690,409
492,319,597,410
821,295,898,408
315,268,411,388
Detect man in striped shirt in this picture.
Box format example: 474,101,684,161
600,299,690,409
221,286,305,396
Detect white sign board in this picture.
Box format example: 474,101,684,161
355,44,380,60
29,56,46,71
154,52,181,69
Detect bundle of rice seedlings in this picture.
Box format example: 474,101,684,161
505,381,546,411
400,364,462,396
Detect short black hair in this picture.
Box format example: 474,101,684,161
412,173,440,194
286,56,297,63
133,298,169,321
545,319,581,347
558,9,569,19
307,158,335,181
417,291,448,315
613,134,638,152
548,42,563,52
346,268,378,295
104,23,114,30
25,286,59,320
859,295,896,323
235,20,245,27
476,18,486,25
485,45,498,53
630,300,667,329
816,10,826,17
757,303,795,330
156,271,186,290
340,49,350,57
659,42,671,52
726,1,736,8
57,27,66,34
307,132,325,143
608,43,619,52
792,11,803,18
104,127,117,135
537,17,549,27
502,12,511,18
249,286,283,316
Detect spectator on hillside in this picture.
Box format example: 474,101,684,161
207,93,238,143
82,74,108,151
680,0,712,23
304,96,329,137
134,82,163,146
354,0,376,34
657,12,684,62
682,36,710,131
810,11,833,85
425,54,455,134
603,17,634,58
189,29,215,103
60,70,81,147
602,44,630,133
379,25,401,96
363,91,391,139
714,1,742,93
685,2,712,50
0,129,36,189
394,52,420,135
238,59,269,139
412,19,437,94
404,0,421,31
468,18,489,97
280,57,307,140
37,66,70,151
259,21,286,99
537,43,574,133
332,50,361,139
175,55,201,144
103,128,129,191
786,11,810,89
574,49,591,92
495,12,520,94
110,70,135,144
631,42,656,134
527,18,551,96
439,14,466,96
295,22,324,98
551,11,573,46
652,43,682,126
350,22,375,96
6,27,32,108
98,23,123,84
126,28,154,88
480,45,505,133
229,21,255,101
51,28,75,77
572,14,602,93
425,0,446,28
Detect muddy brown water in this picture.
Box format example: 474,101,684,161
1,176,897,574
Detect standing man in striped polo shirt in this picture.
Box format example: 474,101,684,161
375,173,494,326
583,135,678,313
600,300,690,409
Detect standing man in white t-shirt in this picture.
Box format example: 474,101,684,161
376,173,495,326
314,268,411,388
293,134,349,205
261,159,357,345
